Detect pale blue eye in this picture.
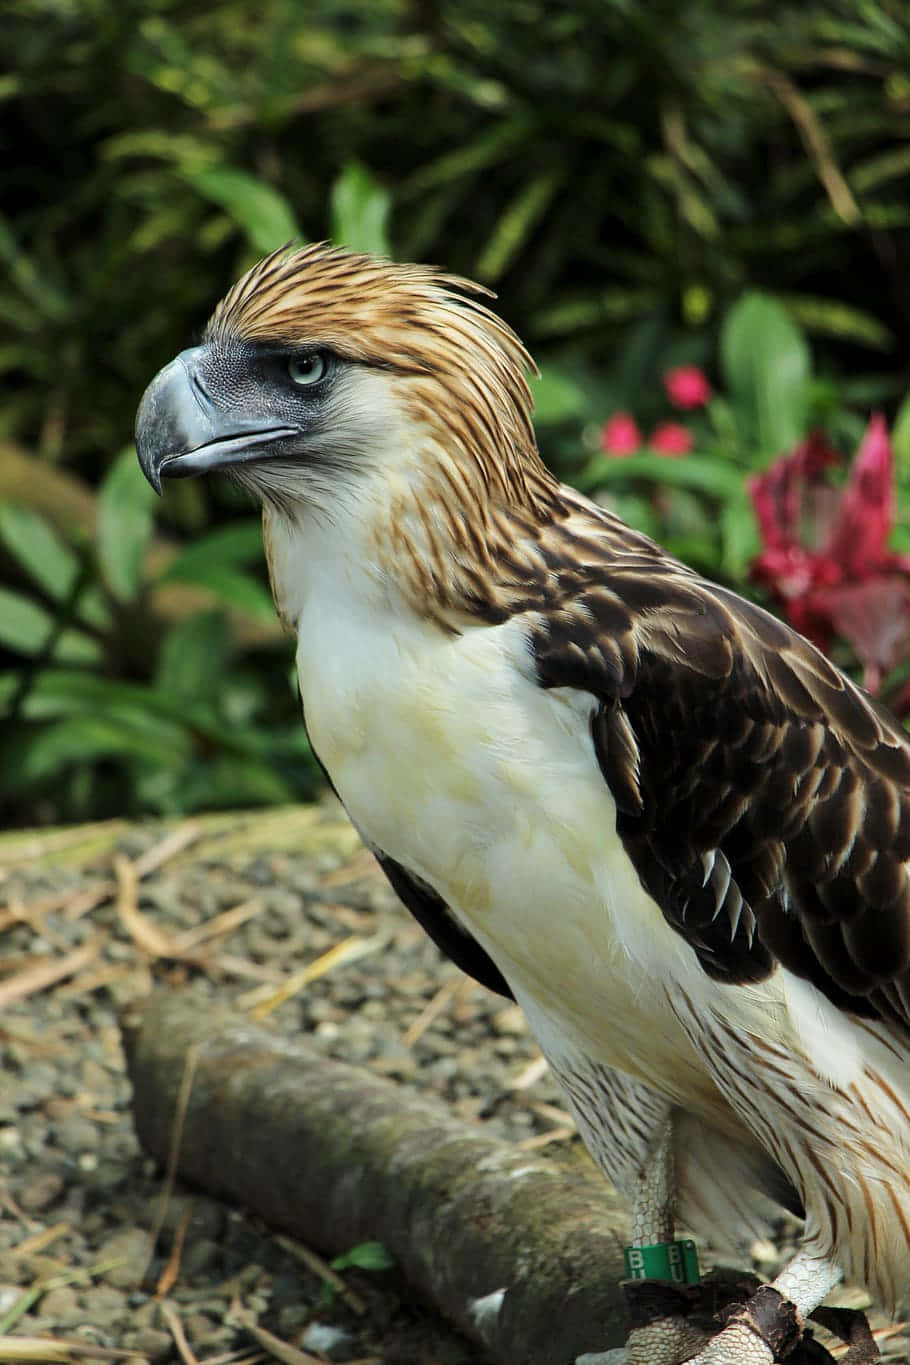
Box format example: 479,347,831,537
287,353,327,386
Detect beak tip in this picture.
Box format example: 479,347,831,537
134,352,199,494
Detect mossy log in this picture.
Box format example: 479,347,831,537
121,990,630,1365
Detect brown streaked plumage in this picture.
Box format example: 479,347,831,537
137,244,909,1363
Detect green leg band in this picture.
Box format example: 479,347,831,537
623,1239,700,1284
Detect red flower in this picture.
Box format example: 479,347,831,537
749,415,910,699
663,365,712,410
600,412,642,455
649,421,693,456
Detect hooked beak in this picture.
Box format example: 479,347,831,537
135,346,300,494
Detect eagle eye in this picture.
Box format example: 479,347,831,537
287,352,328,387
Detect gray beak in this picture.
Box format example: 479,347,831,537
135,346,300,494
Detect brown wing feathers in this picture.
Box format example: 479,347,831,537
532,522,910,1018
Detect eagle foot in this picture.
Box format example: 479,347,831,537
715,1284,803,1358
620,1272,859,1365
620,1278,714,1364
681,1283,868,1365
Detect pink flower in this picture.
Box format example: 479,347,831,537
749,416,910,700
600,412,642,456
649,421,693,456
663,365,712,410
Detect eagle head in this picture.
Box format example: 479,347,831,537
135,243,548,520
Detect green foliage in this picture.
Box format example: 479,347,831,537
189,167,303,255
0,457,316,825
331,1241,396,1273
584,289,910,676
320,1241,396,1308
720,294,811,456
98,448,159,601
3,0,910,823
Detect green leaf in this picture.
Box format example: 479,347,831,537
18,715,189,782
532,287,656,336
9,668,201,731
403,117,533,196
0,588,100,662
190,166,301,255
0,587,56,653
0,215,69,321
160,559,277,623
578,451,746,499
892,390,910,480
530,366,589,424
475,170,561,282
155,520,265,584
330,162,391,257
174,755,297,810
780,293,893,350
331,1241,395,1273
0,505,110,630
98,447,158,602
0,504,79,600
155,611,230,699
720,293,811,456
719,493,760,580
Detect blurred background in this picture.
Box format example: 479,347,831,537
3,0,910,829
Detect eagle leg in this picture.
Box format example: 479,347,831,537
619,1121,714,1364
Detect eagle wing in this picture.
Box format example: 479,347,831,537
376,852,513,999
529,539,910,1024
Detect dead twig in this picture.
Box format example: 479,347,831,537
758,67,861,225
508,1053,549,1090
0,943,99,1010
159,1301,200,1365
273,1235,367,1316
155,1201,193,1299
402,978,462,1048
229,1305,325,1365
238,935,385,1019
139,1042,206,1288
8,1226,70,1260
0,1339,139,1362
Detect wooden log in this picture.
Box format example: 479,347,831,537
121,990,630,1365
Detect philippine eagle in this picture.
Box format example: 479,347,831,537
136,245,910,1364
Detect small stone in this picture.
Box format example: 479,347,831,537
186,1197,226,1240
96,1227,152,1288
131,1301,161,1328
80,1284,129,1321
181,1237,221,1277
38,1286,82,1325
123,1328,172,1358
0,1287,22,1314
52,1115,99,1151
182,1312,221,1346
19,1170,65,1211
277,1303,309,1334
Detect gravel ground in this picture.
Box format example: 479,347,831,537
0,801,906,1365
